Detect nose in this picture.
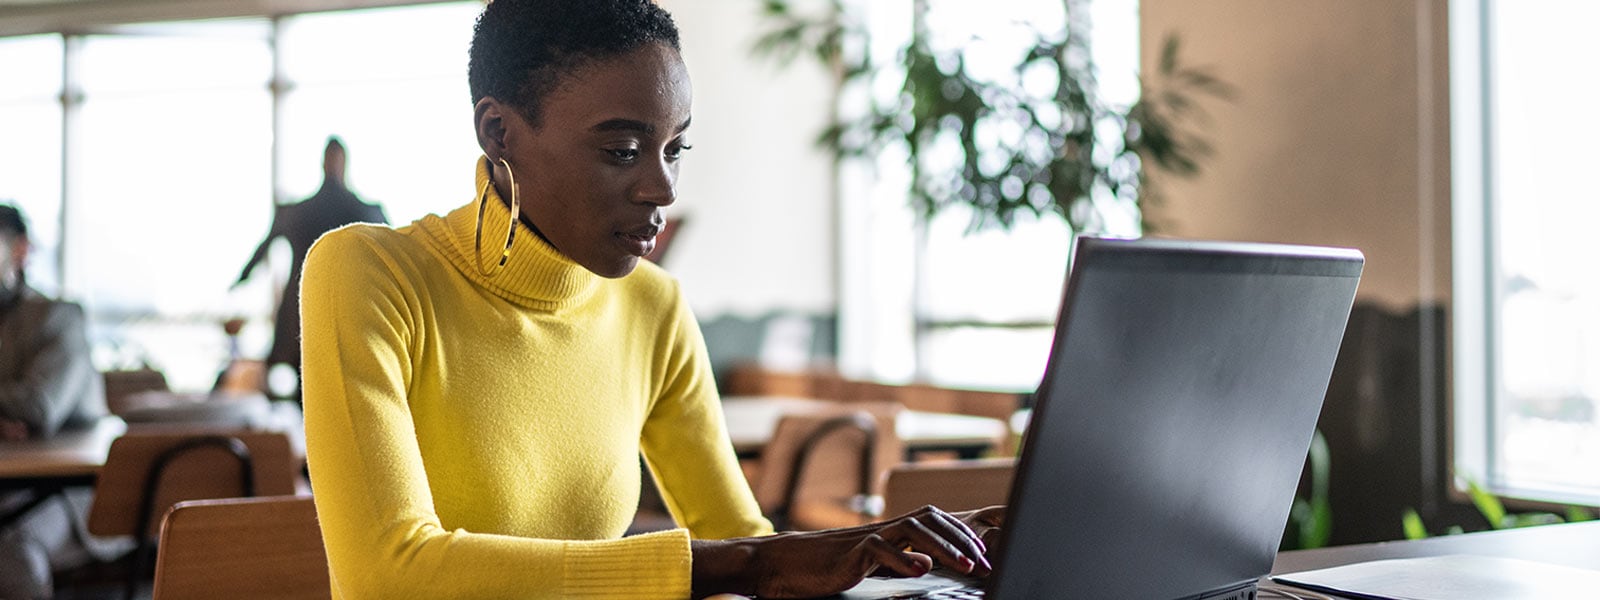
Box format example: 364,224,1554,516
635,157,677,207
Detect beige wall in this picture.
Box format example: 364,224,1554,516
1140,0,1452,309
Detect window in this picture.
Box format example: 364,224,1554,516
1453,0,1600,504
0,35,64,295
2,2,483,392
71,20,274,387
277,3,482,225
838,0,1140,391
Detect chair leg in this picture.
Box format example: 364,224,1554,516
123,540,148,600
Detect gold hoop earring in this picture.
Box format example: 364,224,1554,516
474,156,519,278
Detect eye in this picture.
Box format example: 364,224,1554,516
666,142,693,161
606,148,640,162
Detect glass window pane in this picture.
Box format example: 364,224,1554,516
277,2,483,224
0,35,63,101
79,21,271,95
0,101,64,295
278,80,480,225
920,326,1055,391
920,206,1071,325
279,3,481,85
1489,0,1600,500
0,35,65,295
73,32,273,391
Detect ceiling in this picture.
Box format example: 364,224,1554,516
0,0,463,37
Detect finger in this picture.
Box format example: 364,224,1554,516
886,515,982,575
931,508,989,556
855,533,933,579
922,510,992,574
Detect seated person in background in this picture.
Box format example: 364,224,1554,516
299,1,1002,598
0,204,104,440
0,203,117,600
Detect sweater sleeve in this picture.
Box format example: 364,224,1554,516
300,230,693,600
640,285,775,541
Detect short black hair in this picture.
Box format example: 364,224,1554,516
468,0,681,127
0,204,28,239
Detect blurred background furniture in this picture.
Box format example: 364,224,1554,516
102,369,171,417
87,431,297,600
0,416,125,529
722,364,1025,454
722,395,1008,462
882,457,1015,518
746,403,903,531
152,495,329,600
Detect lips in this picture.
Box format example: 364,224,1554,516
616,223,660,258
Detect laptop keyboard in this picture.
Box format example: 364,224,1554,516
920,587,985,599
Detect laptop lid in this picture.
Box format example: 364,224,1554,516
984,237,1364,599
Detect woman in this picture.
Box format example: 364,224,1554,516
301,1,1001,598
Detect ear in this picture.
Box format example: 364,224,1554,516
474,97,511,163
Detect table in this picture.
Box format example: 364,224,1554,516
1269,521,1600,597
1273,519,1600,574
0,416,126,491
721,396,1009,460
0,416,126,528
1,400,308,527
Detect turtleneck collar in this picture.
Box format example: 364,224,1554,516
421,157,602,310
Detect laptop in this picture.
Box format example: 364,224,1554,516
842,236,1364,600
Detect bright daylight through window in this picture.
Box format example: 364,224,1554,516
841,0,1140,392
0,2,482,392
1454,0,1600,505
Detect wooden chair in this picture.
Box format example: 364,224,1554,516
102,368,170,416
152,495,330,600
748,402,904,530
88,430,298,600
882,457,1016,517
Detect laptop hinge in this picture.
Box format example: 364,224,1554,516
1180,580,1258,600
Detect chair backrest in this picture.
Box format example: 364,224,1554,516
883,457,1015,517
89,430,298,539
750,402,904,530
102,368,170,415
153,495,330,600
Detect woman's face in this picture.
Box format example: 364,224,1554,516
479,42,692,279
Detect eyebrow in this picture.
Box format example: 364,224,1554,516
589,116,692,136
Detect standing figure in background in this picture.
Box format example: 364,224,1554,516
0,203,117,599
235,138,388,401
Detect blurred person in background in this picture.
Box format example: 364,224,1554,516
234,138,388,402
0,202,121,599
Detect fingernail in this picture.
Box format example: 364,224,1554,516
958,556,975,572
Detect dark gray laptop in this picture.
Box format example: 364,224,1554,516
843,236,1364,600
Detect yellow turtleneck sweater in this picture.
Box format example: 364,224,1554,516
300,159,772,599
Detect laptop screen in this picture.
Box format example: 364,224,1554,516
988,237,1363,599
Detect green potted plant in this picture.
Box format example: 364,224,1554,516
753,0,1229,234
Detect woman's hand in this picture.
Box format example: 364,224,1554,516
952,505,1006,550
691,505,1003,599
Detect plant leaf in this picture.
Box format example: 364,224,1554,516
1402,508,1429,540
1467,480,1507,529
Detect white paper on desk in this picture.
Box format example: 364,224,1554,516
1271,554,1600,600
